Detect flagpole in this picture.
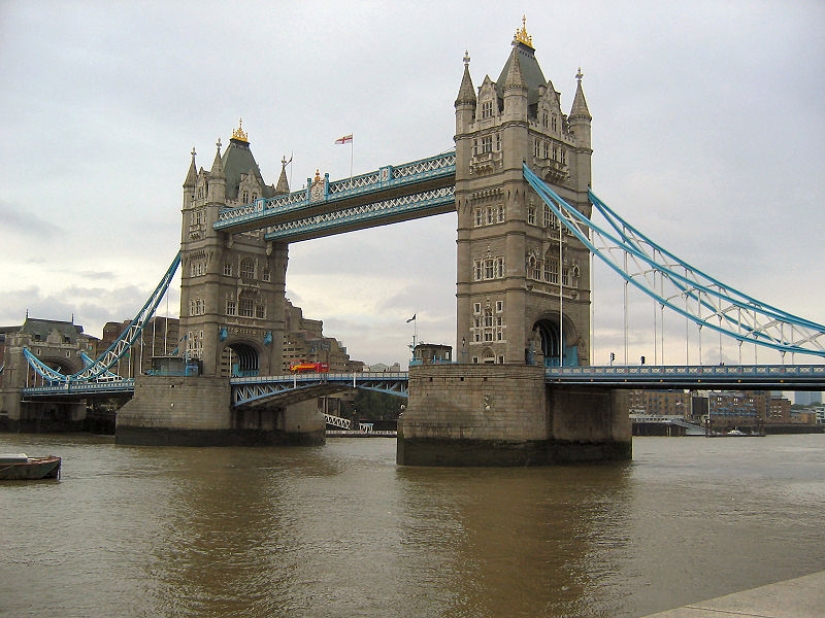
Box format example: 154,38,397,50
350,136,354,179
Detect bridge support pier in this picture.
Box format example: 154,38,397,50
116,375,325,446
397,365,631,466
1,388,87,433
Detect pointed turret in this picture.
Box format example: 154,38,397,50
502,44,528,122
569,68,591,122
455,50,476,135
275,156,291,195
568,68,593,192
455,51,477,106
182,147,197,209
568,68,592,151
207,137,226,203
184,147,197,188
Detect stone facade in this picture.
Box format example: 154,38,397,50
454,23,593,368
0,318,91,430
398,24,631,466
180,124,289,378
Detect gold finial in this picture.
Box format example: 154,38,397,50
232,118,249,142
576,67,584,82
514,15,533,49
463,50,471,66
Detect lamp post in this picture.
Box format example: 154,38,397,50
461,337,466,364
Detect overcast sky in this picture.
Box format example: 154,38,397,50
1,1,823,368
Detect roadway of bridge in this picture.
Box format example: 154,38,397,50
19,364,825,406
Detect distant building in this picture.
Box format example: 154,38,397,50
0,317,96,388
282,300,363,374
368,362,402,373
98,316,181,377
794,391,822,406
628,389,691,417
411,343,453,366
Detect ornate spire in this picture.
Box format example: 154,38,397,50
503,44,527,92
514,15,534,49
455,49,477,107
183,146,197,187
569,67,591,121
275,154,291,194
231,118,249,143
210,137,224,174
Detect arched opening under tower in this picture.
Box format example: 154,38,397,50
530,318,579,367
220,342,260,377
26,355,82,386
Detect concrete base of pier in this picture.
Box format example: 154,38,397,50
116,375,325,447
0,387,87,433
397,364,631,466
639,570,825,618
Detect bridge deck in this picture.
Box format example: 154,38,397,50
19,364,825,403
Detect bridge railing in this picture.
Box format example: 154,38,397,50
22,379,136,397
216,151,456,230
547,364,825,377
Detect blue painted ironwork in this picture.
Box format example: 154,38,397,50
523,164,825,359
23,253,181,384
22,379,135,397
231,372,409,408
263,186,455,242
545,364,825,390
215,151,456,234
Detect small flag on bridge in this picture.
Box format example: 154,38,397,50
334,134,353,144
406,314,416,323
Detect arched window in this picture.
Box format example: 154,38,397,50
240,258,255,279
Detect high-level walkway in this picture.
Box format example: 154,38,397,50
639,570,825,618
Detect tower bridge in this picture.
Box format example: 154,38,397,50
3,21,824,462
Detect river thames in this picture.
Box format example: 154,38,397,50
1,433,823,617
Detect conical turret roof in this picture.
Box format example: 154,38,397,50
455,50,477,106
569,68,591,120
495,20,546,107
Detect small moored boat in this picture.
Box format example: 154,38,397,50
0,453,62,480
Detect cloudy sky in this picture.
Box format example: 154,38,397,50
1,1,823,368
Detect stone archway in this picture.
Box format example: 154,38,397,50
529,317,579,367
220,342,261,377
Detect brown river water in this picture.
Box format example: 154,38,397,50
1,433,824,617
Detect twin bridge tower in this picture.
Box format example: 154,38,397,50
118,24,632,464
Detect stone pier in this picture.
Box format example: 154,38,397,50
397,364,631,466
116,375,325,446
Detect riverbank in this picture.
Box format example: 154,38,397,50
639,570,825,618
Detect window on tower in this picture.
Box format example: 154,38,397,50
240,298,254,317
240,258,255,280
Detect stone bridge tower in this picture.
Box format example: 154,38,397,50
396,22,631,467
179,121,290,377
454,21,593,367
118,121,325,446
